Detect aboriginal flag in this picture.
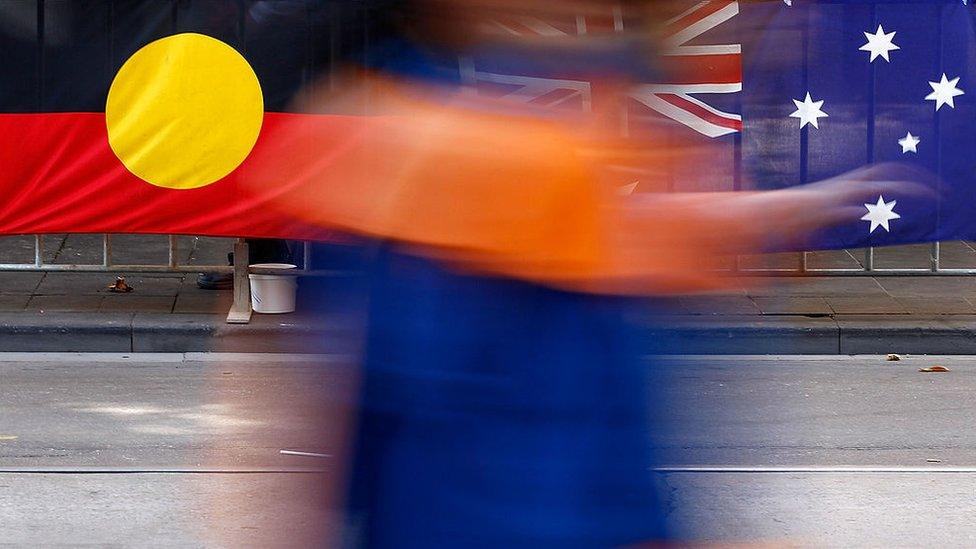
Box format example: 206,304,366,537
0,0,363,239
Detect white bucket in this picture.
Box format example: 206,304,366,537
249,263,298,314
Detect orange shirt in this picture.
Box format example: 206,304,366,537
244,78,753,295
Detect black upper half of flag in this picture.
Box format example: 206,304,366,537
0,0,389,113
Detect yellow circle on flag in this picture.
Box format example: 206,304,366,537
106,33,263,190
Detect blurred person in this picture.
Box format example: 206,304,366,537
241,1,931,546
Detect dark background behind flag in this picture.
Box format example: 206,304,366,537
0,0,366,113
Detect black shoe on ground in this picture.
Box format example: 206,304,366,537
196,272,234,290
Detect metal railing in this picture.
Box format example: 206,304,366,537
731,243,976,276
0,235,318,324
0,234,247,322
0,235,232,274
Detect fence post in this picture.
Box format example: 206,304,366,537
226,238,252,324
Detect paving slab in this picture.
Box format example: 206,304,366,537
868,243,940,269
736,252,802,270
34,273,184,296
893,296,976,315
44,234,105,265
930,240,976,268
826,296,909,314
108,234,176,264
0,295,30,311
99,295,176,313
678,295,761,315
801,249,866,269
876,276,976,297
0,272,44,293
180,236,235,266
26,294,106,312
173,292,234,314
36,235,67,264
639,297,687,314
743,276,888,297
0,235,38,264
751,296,832,315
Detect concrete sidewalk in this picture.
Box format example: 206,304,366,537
0,269,360,354
0,234,343,353
3,235,976,353
0,270,973,354
646,276,976,355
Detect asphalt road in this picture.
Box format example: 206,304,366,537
3,354,976,546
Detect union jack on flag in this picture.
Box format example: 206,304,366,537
463,1,742,139
630,0,742,138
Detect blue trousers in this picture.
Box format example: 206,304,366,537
346,248,669,548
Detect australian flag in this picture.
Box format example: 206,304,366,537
464,0,975,251
740,0,975,250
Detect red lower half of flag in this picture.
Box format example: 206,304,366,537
0,112,334,240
